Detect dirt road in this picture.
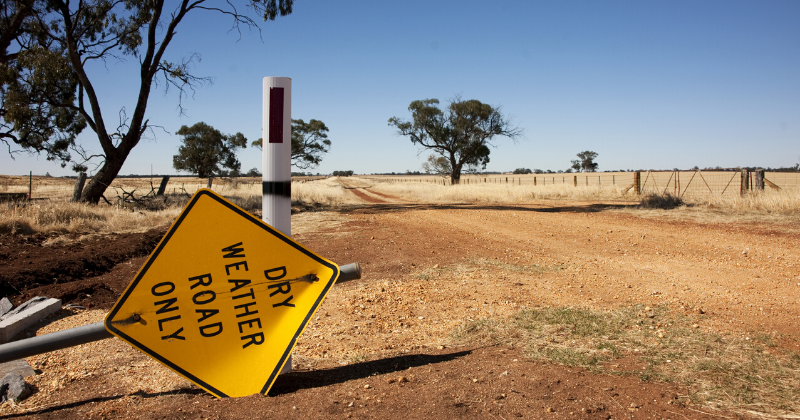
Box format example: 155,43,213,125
1,187,798,419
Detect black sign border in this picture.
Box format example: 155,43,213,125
104,189,339,398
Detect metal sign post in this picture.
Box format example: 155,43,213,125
262,76,293,373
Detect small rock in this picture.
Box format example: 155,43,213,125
433,264,439,269
398,376,409,383
0,373,32,403
692,324,699,329
0,298,13,318
697,308,705,314
363,384,370,389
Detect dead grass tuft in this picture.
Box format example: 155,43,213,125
639,193,685,209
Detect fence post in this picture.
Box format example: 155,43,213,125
741,169,749,195
28,171,32,201
754,169,764,191
157,176,170,196
207,177,213,188
573,176,577,187
634,171,641,195
71,172,87,202
534,177,537,186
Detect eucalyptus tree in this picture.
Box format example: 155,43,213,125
173,122,247,179
389,98,521,185
1,0,293,203
251,118,331,169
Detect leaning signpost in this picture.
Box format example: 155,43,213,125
105,189,338,397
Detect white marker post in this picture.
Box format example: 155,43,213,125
262,76,292,373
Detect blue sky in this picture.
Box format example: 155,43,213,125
3,0,799,176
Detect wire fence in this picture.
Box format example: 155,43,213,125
3,171,799,203
365,171,800,198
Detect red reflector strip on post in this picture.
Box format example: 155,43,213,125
269,88,284,143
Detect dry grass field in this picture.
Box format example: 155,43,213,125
2,173,800,236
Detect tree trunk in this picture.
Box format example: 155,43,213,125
80,152,126,204
450,158,462,185
450,171,461,185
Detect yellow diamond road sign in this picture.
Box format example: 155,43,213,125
105,189,339,398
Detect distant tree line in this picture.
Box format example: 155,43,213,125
333,170,354,177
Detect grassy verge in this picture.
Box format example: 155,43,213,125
0,200,183,235
451,305,800,418
0,178,349,235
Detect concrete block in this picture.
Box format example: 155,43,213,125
0,298,61,343
0,359,35,378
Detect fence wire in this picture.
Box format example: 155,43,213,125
366,171,800,199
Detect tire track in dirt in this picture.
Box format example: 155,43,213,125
337,178,408,204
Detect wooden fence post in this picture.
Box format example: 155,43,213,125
573,176,577,187
534,177,537,186
207,177,213,188
634,171,641,195
71,172,87,202
754,169,764,191
157,176,170,196
28,171,32,201
741,169,749,195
